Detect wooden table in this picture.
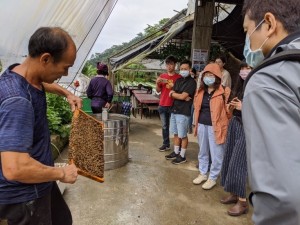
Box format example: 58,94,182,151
132,90,148,94
131,90,148,109
133,93,159,119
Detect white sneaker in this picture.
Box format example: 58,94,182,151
193,174,208,185
202,179,216,190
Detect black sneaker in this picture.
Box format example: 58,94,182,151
165,151,178,160
172,155,187,164
159,145,170,152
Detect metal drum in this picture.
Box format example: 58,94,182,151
92,113,129,170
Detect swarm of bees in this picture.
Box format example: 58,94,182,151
69,109,104,182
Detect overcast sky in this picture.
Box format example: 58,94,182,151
89,0,188,56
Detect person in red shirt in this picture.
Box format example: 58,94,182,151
155,55,181,151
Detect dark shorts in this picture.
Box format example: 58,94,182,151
0,182,72,225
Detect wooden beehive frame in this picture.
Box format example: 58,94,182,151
69,109,104,182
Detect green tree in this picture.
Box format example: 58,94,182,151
144,18,169,36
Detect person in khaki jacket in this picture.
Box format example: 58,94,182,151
192,63,231,190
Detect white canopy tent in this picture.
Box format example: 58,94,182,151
0,0,118,84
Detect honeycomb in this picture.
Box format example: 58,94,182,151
69,109,104,182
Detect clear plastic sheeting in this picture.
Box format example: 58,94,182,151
0,0,118,84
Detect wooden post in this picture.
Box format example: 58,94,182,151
191,0,215,69
107,63,114,91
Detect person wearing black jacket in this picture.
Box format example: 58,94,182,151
165,59,196,164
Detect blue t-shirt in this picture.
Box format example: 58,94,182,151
0,64,52,204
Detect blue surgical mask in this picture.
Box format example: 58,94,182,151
203,77,215,86
243,19,269,68
179,70,189,78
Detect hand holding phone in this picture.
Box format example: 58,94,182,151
160,78,168,83
156,77,166,85
232,97,239,102
229,98,242,110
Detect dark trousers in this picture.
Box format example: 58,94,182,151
158,106,171,147
91,99,106,114
189,104,194,128
91,106,102,114
0,182,72,225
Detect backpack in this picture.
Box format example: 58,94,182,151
244,49,300,89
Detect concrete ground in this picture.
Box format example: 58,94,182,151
59,115,254,225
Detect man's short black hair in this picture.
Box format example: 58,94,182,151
165,55,177,64
28,27,73,63
243,0,300,33
180,59,192,68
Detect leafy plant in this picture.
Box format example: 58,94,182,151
149,41,192,62
81,63,97,78
46,93,72,137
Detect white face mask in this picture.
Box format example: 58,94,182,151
243,19,269,68
179,70,189,78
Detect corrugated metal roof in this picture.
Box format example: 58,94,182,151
110,2,245,71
